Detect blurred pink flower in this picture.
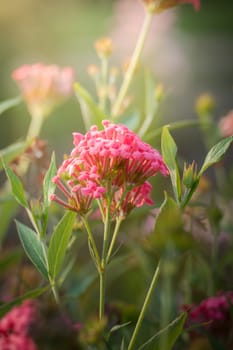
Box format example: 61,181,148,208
12,63,74,116
0,300,37,350
52,120,168,218
185,291,233,338
218,110,233,137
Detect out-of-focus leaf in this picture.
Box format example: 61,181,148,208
0,248,22,274
47,211,76,281
161,127,181,203
4,164,28,208
199,136,233,175
0,96,22,116
16,220,48,279
0,194,19,244
137,312,187,350
68,272,98,298
74,82,105,130
0,286,48,318
146,195,194,253
0,140,29,170
109,322,131,335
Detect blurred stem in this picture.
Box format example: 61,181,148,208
51,283,60,305
127,261,160,350
112,10,153,117
26,110,44,141
99,57,108,112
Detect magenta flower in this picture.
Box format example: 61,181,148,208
185,291,233,338
0,300,38,350
52,120,168,218
12,63,74,116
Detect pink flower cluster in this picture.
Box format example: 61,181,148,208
0,300,37,350
185,291,233,337
52,120,168,218
219,110,233,137
12,63,74,116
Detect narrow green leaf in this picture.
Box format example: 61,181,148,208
137,312,187,350
161,127,181,203
199,136,233,175
0,96,22,116
48,211,76,281
74,82,105,129
43,152,56,208
16,220,48,279
109,322,132,335
0,286,48,318
147,195,195,253
0,140,30,170
4,165,28,208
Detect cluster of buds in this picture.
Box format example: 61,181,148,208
141,0,200,13
0,300,37,350
51,120,168,219
12,63,74,117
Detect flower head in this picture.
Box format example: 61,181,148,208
52,120,168,218
12,63,74,117
141,0,200,13
0,300,38,350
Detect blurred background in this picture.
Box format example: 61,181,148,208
1,0,233,162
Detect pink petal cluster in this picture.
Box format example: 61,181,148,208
52,120,168,218
185,291,233,337
12,63,74,116
0,300,38,350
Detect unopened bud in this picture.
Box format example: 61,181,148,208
195,93,215,117
94,37,113,58
182,161,197,189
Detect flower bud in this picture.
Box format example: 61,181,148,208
94,37,113,59
218,110,233,137
195,93,215,117
182,161,197,189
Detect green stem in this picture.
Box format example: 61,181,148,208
127,261,160,350
99,204,111,320
112,10,153,117
106,216,123,264
99,57,108,112
26,110,44,140
51,283,60,305
81,216,101,270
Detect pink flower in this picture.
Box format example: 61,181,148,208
52,120,168,218
218,110,233,137
185,292,233,338
0,300,38,350
12,63,74,116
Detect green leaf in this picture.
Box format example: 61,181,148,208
16,220,48,279
0,140,30,170
43,152,56,208
137,312,187,350
147,195,195,254
4,164,28,208
199,136,233,175
48,211,76,281
0,286,48,318
0,194,19,244
161,127,181,203
0,96,22,116
109,322,132,335
74,82,105,130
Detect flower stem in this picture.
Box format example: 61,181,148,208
26,110,44,141
112,10,153,117
127,261,160,350
81,217,101,270
106,216,123,264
